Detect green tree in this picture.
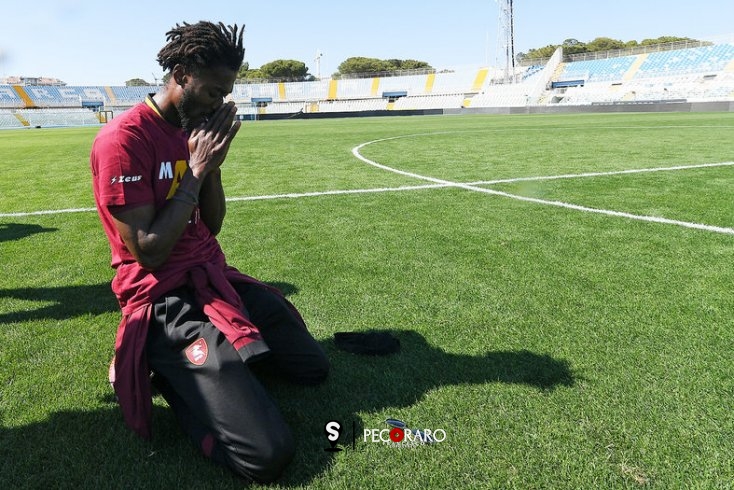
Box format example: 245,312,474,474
520,35,704,62
125,78,150,86
586,37,627,52
337,57,432,75
240,68,266,81
235,60,310,82
339,57,390,74
390,59,431,70
562,38,587,56
640,36,699,46
259,59,310,81
236,62,250,80
523,44,560,60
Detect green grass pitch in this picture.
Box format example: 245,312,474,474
1,112,733,488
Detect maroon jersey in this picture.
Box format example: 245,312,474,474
91,100,221,273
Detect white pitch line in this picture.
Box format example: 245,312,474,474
0,207,97,218
351,137,734,236
226,183,448,202
2,150,732,231
469,161,734,186
0,185,450,218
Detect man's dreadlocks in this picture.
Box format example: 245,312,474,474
157,21,245,74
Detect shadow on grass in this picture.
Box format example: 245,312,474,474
0,283,118,324
0,330,575,488
0,330,574,488
0,281,296,325
0,280,308,487
1,290,575,488
0,222,58,243
0,403,246,489
272,329,576,486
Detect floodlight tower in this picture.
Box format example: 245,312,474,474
314,50,323,80
497,0,516,83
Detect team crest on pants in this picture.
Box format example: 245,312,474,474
185,338,208,366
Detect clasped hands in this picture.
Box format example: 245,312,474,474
188,101,241,180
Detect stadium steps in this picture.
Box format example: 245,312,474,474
326,79,338,100
623,53,649,81
104,86,117,105
551,63,566,82
12,85,36,108
425,73,436,94
13,111,30,126
470,68,489,93
371,77,380,97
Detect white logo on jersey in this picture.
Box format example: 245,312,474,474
110,175,142,184
159,161,173,180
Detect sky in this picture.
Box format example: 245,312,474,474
1,0,733,86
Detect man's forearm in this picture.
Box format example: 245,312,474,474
199,168,226,235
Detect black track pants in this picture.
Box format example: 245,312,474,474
146,282,329,483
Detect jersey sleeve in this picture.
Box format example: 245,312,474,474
91,123,155,209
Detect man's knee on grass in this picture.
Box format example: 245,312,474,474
220,426,296,483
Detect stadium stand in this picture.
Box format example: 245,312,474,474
16,108,102,127
555,56,638,84
316,98,389,113
281,80,331,101
637,44,734,78
0,85,23,109
255,101,306,115
231,83,282,103
393,94,464,110
334,78,378,99
110,85,151,106
0,109,25,128
468,84,531,107
1,40,733,129
431,67,489,94
548,43,734,105
0,107,102,128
